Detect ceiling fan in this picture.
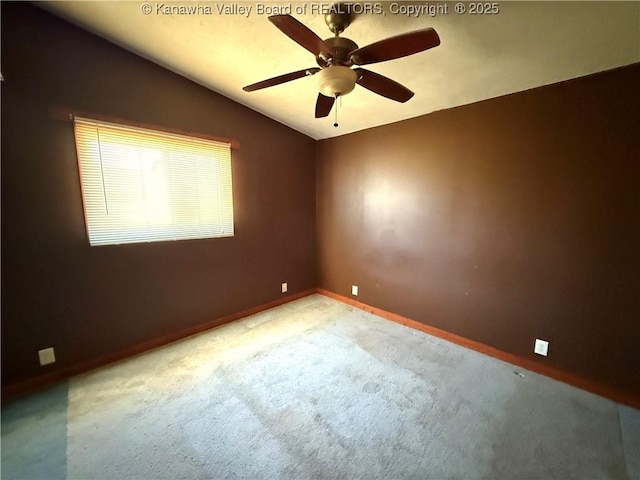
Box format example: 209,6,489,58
243,3,441,120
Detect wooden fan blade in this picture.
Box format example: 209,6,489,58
315,93,335,118
355,68,414,103
243,68,320,92
350,28,440,66
269,15,333,58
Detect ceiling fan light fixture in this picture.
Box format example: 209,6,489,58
243,13,441,119
318,66,357,97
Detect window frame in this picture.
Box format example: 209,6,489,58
72,115,236,246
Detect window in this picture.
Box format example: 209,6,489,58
74,117,234,246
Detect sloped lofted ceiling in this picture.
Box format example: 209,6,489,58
39,1,640,140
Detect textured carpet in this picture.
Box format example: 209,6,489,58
2,294,638,479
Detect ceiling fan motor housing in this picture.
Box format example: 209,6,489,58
316,37,359,67
318,66,358,97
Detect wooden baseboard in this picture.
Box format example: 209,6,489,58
317,288,640,410
1,289,316,404
5,287,637,410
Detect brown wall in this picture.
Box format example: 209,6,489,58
317,64,640,398
1,3,316,387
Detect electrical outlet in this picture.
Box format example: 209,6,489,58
534,339,549,356
351,285,358,296
38,347,56,366
281,282,287,293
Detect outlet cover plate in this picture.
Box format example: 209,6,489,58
534,339,549,356
351,285,358,296
38,347,56,366
282,282,287,293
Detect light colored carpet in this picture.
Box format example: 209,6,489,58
2,294,638,479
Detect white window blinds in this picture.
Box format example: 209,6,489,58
74,117,234,246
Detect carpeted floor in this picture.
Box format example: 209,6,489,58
2,294,639,479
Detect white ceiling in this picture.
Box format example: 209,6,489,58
40,1,640,140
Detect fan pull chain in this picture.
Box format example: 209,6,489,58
334,94,339,128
